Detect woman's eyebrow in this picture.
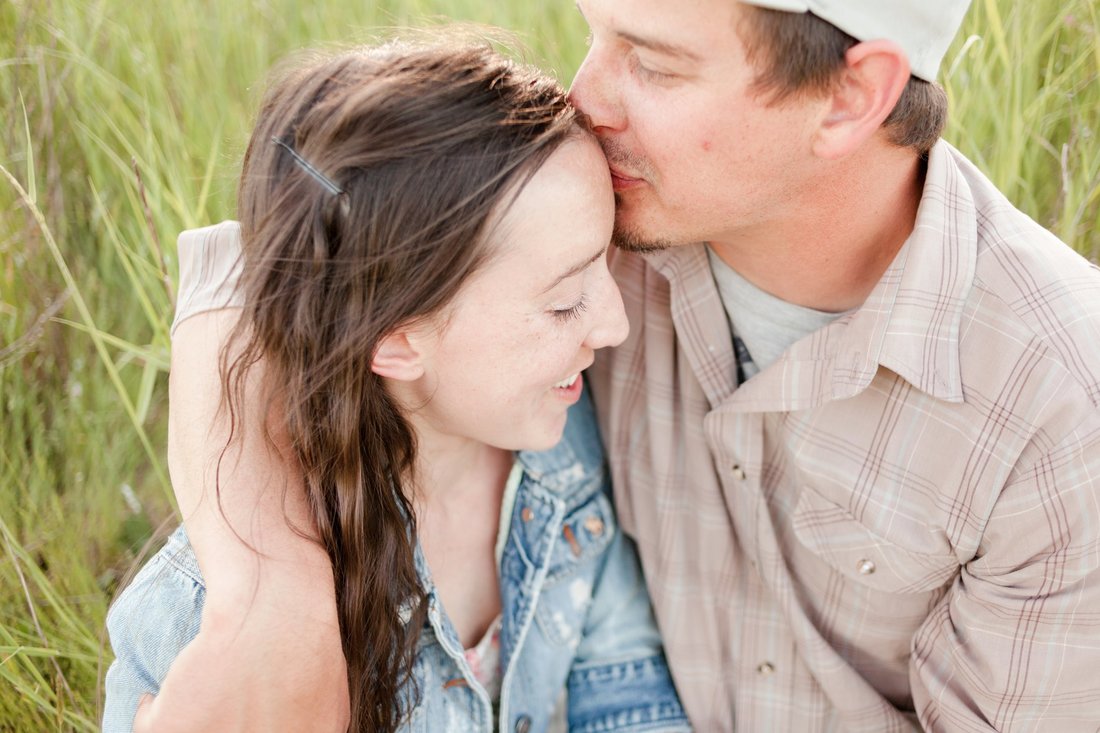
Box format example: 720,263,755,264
540,246,608,294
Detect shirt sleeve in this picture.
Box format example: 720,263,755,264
171,221,245,336
909,408,1100,731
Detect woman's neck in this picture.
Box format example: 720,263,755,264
410,429,513,512
407,423,512,647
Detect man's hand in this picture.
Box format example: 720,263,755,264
140,309,349,731
132,590,349,733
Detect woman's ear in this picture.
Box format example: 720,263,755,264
371,329,426,381
812,39,911,160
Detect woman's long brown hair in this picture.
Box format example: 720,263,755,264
221,42,577,731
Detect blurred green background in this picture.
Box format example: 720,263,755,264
2,0,1098,729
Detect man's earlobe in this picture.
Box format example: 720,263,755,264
813,40,911,159
371,330,425,381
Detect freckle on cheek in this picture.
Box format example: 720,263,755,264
702,140,712,152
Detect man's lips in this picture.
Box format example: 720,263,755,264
608,166,644,191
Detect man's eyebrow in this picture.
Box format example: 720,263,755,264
616,30,702,63
541,246,608,294
575,0,702,63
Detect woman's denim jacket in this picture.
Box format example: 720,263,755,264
104,392,690,732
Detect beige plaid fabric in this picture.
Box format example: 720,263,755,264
588,140,1100,731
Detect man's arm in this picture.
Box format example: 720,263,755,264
133,225,348,732
909,413,1100,731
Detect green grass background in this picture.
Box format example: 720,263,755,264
1,0,1098,729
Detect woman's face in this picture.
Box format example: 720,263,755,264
403,134,628,452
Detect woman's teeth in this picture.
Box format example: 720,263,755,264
553,373,580,389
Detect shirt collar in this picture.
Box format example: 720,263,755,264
644,139,976,412
840,140,976,403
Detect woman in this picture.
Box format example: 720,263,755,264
104,40,689,733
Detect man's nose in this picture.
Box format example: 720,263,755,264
569,49,626,133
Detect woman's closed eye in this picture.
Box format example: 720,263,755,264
551,295,589,322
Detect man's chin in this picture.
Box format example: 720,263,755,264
611,195,681,253
612,219,675,254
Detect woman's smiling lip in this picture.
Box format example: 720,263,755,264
552,372,584,403
553,373,581,390
551,359,593,401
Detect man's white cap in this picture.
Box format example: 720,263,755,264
740,0,972,82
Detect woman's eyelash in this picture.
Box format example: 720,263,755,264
552,296,589,322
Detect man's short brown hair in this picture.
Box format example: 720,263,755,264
739,7,948,154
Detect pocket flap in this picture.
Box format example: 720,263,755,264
792,486,958,594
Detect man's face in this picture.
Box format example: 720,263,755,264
570,0,822,251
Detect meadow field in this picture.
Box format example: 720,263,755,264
1,0,1098,729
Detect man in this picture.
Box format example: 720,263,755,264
571,0,1100,730
137,1,1100,730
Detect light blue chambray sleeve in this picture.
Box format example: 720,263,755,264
102,527,205,733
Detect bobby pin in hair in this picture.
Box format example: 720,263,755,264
271,136,344,197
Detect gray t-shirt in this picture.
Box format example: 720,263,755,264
706,246,848,381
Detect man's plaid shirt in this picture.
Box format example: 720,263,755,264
590,141,1100,731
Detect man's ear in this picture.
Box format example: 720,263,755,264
371,328,426,381
812,39,911,159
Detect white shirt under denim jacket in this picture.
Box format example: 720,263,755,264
103,388,691,733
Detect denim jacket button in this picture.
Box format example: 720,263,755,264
514,714,532,733
584,515,605,536
521,506,534,522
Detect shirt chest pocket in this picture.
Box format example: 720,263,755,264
791,485,959,595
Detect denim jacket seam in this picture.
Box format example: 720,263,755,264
498,490,567,728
